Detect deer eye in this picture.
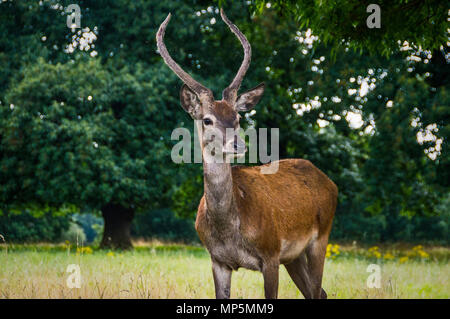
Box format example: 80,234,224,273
203,118,213,126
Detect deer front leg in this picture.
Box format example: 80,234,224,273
262,261,279,299
212,260,232,299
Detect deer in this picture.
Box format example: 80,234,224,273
156,9,338,299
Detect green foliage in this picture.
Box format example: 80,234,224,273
241,0,448,56
132,209,199,243
60,222,87,243
0,209,71,243
1,57,182,211
331,209,449,244
72,213,103,243
171,166,204,219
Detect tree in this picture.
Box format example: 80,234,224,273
0,208,71,243
239,0,448,56
0,57,184,249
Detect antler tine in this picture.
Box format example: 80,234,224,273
220,8,251,104
156,13,213,98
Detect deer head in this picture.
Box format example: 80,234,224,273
156,9,265,159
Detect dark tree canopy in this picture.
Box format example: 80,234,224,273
235,0,448,56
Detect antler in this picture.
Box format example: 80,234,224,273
156,14,213,99
220,8,251,104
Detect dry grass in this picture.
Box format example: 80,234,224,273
0,243,448,299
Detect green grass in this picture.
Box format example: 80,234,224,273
0,243,448,298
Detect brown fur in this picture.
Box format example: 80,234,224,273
196,159,337,261
209,101,239,129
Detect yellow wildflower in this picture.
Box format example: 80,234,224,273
399,256,409,263
325,244,340,259
77,247,93,254
407,245,429,259
418,250,429,259
383,252,395,260
368,246,381,258
107,251,115,257
331,244,340,254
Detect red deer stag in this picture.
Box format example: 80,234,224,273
156,9,338,299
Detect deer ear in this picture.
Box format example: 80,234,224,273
235,83,265,112
180,84,202,119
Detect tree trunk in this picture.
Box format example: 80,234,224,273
100,203,134,250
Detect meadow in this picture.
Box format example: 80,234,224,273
0,242,448,299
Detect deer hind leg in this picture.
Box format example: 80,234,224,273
304,237,328,299
212,260,232,299
284,252,314,299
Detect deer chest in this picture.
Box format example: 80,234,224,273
200,223,262,271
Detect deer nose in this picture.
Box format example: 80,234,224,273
233,141,239,150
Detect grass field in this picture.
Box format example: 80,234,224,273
0,242,448,299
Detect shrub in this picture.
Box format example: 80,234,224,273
60,222,87,244
132,209,198,243
0,210,71,243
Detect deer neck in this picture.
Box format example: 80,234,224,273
202,159,236,227
196,120,236,229
203,160,234,214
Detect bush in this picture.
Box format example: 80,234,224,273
132,209,198,243
0,210,71,243
60,222,87,244
330,209,449,244
72,213,103,243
